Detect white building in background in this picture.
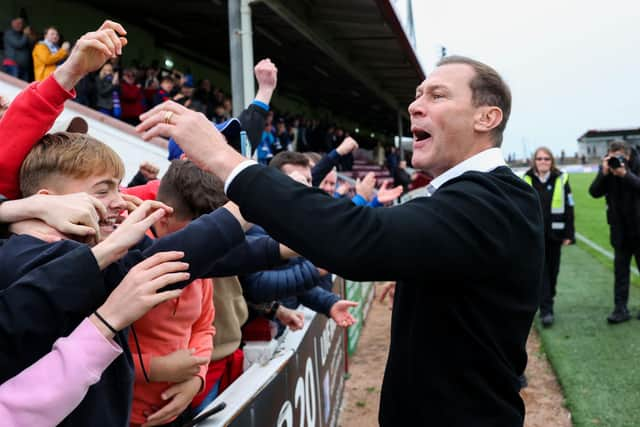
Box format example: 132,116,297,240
578,127,640,158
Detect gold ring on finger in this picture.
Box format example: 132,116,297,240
163,111,174,125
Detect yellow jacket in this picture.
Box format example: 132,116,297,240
32,42,68,81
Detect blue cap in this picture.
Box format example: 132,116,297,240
168,118,241,160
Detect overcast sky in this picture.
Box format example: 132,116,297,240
403,0,640,159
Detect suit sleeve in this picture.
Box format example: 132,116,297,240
228,165,512,283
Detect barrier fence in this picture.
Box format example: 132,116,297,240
196,277,377,426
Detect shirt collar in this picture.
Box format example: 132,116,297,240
426,147,506,196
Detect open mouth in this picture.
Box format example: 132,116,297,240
413,129,431,142
99,217,118,233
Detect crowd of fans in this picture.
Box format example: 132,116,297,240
1,16,410,178
0,19,410,427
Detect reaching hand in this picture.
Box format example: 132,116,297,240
54,20,128,90
355,172,376,202
142,376,202,426
329,300,358,327
336,137,359,156
137,101,242,177
93,251,188,333
336,181,351,196
376,181,403,204
276,306,305,331
149,348,209,383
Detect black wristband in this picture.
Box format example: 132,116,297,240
94,311,118,334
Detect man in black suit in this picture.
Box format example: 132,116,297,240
138,56,544,427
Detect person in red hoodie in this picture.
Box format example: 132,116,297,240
128,160,233,427
120,68,144,126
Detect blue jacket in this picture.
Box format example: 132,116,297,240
0,208,282,427
240,226,338,317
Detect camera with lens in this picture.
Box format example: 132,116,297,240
608,155,626,169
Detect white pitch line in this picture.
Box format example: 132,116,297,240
575,232,639,276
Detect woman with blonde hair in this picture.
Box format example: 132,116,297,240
523,147,575,327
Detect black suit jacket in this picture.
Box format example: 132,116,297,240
228,164,544,427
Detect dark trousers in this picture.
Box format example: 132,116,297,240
540,239,562,315
613,246,640,309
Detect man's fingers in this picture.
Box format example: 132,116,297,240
138,100,187,123
133,251,185,272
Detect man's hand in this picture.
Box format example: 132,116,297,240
54,20,127,90
142,376,202,427
276,306,305,331
148,349,209,383
254,58,278,106
329,300,358,327
562,239,572,246
355,172,376,202
139,161,160,181
93,251,188,334
137,101,245,182
91,200,173,269
336,137,359,156
376,181,403,204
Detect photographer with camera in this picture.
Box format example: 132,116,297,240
590,140,640,323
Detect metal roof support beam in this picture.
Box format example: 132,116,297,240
255,0,400,111
228,0,255,115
